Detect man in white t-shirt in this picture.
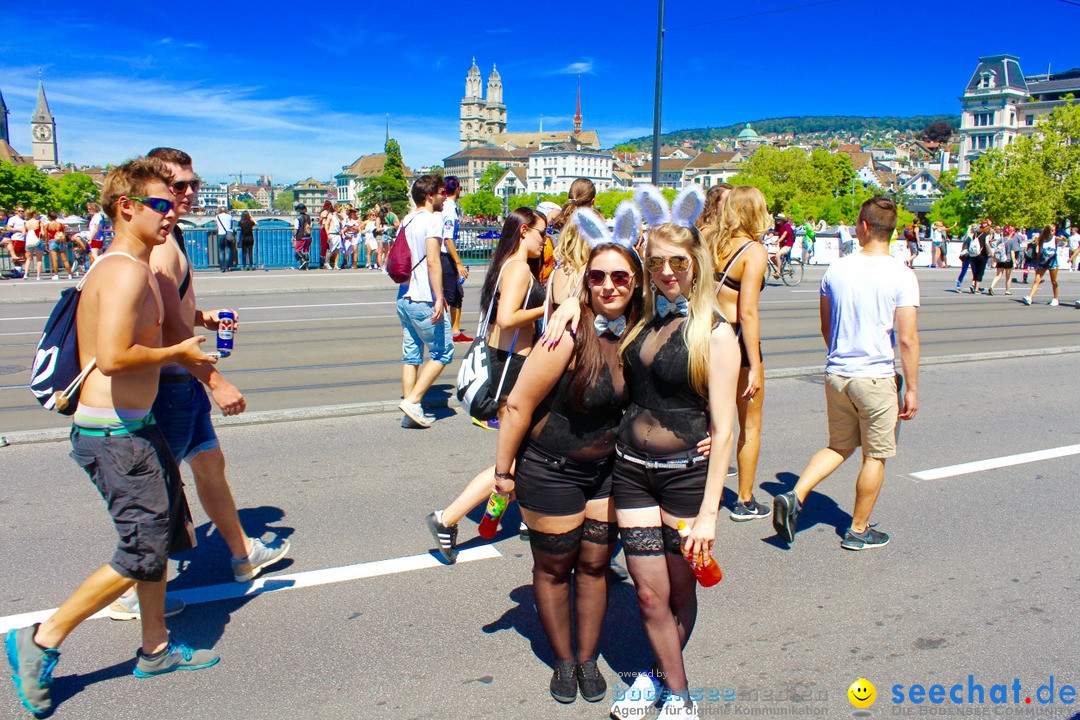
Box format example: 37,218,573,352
774,196,920,551
1068,227,1080,271
3,206,27,268
215,207,236,273
440,176,472,343
397,175,453,428
836,221,854,257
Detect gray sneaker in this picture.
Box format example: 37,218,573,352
133,637,219,678
772,491,801,543
840,525,890,551
109,592,186,621
730,496,772,522
232,537,291,582
5,624,60,716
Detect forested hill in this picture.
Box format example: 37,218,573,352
622,115,960,148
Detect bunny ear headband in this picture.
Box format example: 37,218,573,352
572,204,641,253
633,184,705,229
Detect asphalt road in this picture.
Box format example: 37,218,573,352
1,350,1078,719
2,265,1078,434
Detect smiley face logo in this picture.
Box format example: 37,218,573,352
848,678,876,708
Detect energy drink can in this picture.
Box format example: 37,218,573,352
216,310,236,358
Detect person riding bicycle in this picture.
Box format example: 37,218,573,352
768,214,796,278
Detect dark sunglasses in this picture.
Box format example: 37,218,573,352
131,197,175,215
170,180,201,193
586,269,634,287
644,255,691,273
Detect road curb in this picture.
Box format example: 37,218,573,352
5,345,1079,447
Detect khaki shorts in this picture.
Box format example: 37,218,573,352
824,373,899,459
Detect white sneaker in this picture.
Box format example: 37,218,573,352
51,275,59,280
1049,299,1059,306
610,672,663,719
108,592,186,620
399,400,433,428
1022,296,1032,305
659,699,698,718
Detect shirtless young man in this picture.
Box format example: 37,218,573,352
5,158,220,717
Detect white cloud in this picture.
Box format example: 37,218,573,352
554,60,595,75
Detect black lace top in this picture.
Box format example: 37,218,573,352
530,343,626,461
618,314,713,453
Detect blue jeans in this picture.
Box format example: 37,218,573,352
218,232,237,272
396,297,454,365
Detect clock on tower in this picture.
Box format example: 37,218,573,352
32,124,52,142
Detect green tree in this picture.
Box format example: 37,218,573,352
0,162,55,212
51,173,99,215
594,190,633,217
359,139,409,215
477,163,505,193
920,120,955,144
459,190,502,218
273,189,296,212
507,192,543,211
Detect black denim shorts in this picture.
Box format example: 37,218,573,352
612,444,708,518
514,442,614,517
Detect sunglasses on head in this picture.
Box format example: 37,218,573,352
131,197,175,215
644,255,691,273
170,180,200,193
586,269,634,287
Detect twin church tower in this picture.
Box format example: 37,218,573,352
459,59,507,149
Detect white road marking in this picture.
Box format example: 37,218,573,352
0,545,501,634
238,301,396,311
910,444,1080,481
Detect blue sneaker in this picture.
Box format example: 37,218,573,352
840,525,890,551
133,637,219,678
6,624,60,716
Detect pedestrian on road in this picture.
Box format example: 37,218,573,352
967,220,991,294
238,210,256,270
45,211,73,280
492,238,642,705
609,185,738,720
988,226,1017,296
397,175,456,428
323,204,344,271
342,208,360,269
772,196,920,552
86,202,107,264
1022,224,1061,306
23,209,44,280
705,186,771,521
4,158,220,717
1068,225,1080,271
837,220,855,258
293,204,312,270
425,207,547,555
440,176,472,342
954,222,978,291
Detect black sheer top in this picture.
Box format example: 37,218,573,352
618,314,714,453
529,342,627,462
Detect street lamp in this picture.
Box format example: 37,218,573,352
652,0,665,186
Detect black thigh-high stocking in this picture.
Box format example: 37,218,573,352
661,525,698,651
623,526,688,694
529,526,583,663
576,520,617,662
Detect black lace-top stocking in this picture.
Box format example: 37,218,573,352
618,314,710,453
531,340,627,461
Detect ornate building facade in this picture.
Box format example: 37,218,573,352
460,60,506,149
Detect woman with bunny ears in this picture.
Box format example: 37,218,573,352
702,186,772,522
610,185,739,720
492,208,642,704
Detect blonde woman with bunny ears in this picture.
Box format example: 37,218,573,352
702,186,772,522
609,185,739,720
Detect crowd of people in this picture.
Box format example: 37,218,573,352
1,203,108,279
396,174,922,718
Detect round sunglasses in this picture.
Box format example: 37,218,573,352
586,269,634,287
644,255,691,273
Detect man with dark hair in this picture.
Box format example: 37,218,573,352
440,176,472,343
5,159,220,715
773,196,920,551
294,204,312,269
137,147,289,599
396,174,453,428
768,213,796,277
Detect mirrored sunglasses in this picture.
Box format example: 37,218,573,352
587,269,634,287
644,255,691,273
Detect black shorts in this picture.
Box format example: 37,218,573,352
515,442,614,516
730,322,762,369
996,260,1014,269
69,423,195,582
489,348,526,402
612,443,708,518
441,254,463,309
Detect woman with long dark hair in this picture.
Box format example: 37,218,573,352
610,187,738,720
238,211,256,270
703,186,771,521
425,208,548,562
494,236,642,704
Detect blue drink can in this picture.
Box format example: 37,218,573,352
216,310,236,358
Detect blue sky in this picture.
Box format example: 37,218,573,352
1,0,1077,183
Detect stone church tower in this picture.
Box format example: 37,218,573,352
460,60,507,149
31,81,58,169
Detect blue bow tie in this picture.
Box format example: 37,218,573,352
656,294,689,318
594,314,627,338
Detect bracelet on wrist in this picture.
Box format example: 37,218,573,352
494,470,514,480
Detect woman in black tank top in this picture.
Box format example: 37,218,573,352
703,186,772,521
612,215,740,716
492,243,641,703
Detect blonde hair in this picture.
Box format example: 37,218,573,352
620,223,719,398
704,186,771,266
100,157,173,222
551,178,596,230
552,210,591,271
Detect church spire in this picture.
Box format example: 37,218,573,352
573,75,582,135
0,87,9,145
32,81,54,124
